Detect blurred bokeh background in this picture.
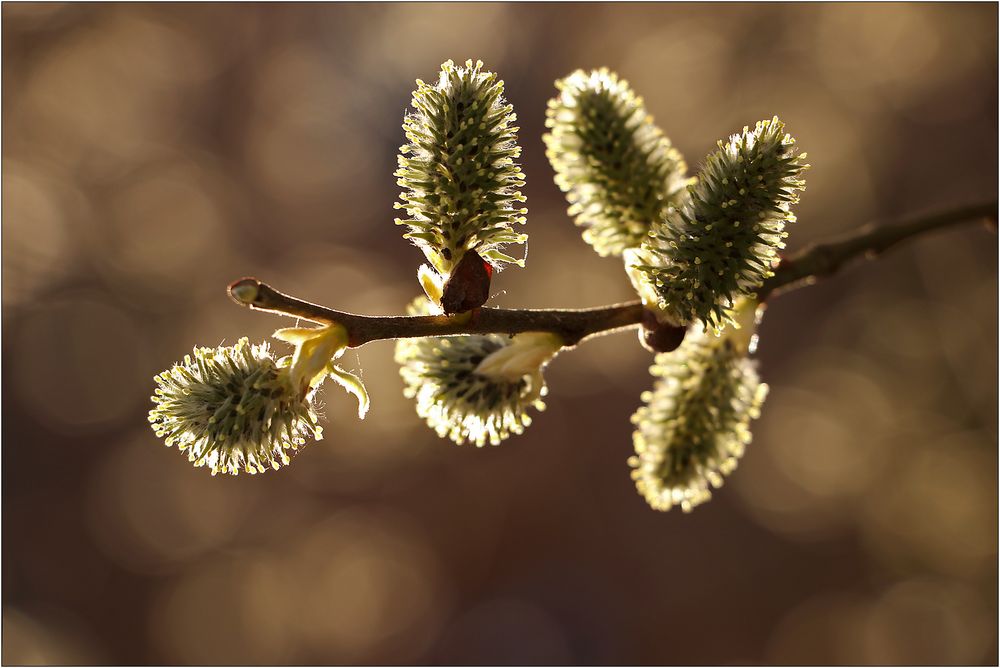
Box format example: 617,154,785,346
3,3,997,665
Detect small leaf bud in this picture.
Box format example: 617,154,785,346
639,308,687,354
440,249,493,314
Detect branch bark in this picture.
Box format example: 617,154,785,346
758,200,997,300
229,200,996,348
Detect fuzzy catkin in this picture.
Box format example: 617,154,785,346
629,327,767,512
394,298,550,447
639,117,808,330
149,338,322,475
395,59,527,276
544,68,691,257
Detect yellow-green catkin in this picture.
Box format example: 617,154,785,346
395,59,528,277
149,338,322,475
628,322,767,512
639,117,808,330
394,298,558,447
544,68,691,257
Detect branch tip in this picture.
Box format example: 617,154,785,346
229,278,261,306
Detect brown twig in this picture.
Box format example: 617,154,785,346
228,279,645,348
758,200,997,300
229,200,996,348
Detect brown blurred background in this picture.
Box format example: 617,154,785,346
2,3,997,665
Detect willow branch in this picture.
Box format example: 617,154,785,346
229,200,995,348
229,279,646,347
758,200,997,300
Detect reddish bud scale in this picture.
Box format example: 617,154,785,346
639,309,687,353
441,250,493,314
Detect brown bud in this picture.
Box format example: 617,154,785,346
441,250,493,314
639,309,686,353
